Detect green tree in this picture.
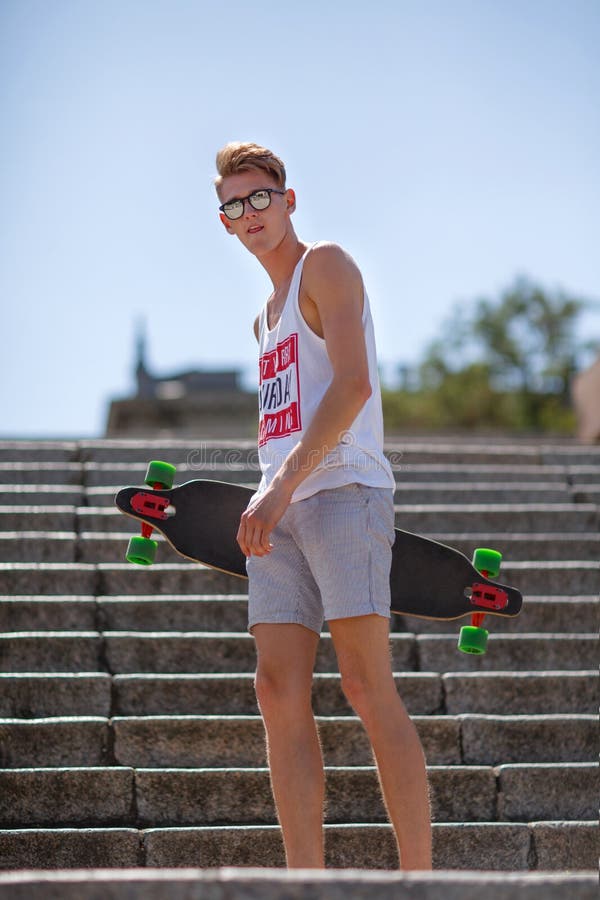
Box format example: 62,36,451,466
425,278,596,427
470,277,591,400
386,277,598,434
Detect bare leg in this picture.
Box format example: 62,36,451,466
252,623,324,868
329,614,432,870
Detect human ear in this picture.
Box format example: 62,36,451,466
219,212,235,234
285,188,296,214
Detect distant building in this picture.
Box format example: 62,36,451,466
106,323,257,437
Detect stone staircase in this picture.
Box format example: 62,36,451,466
0,438,597,897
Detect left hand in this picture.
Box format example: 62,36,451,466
236,481,293,557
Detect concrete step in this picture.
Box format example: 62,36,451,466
496,763,599,820
0,486,86,506
0,533,78,563
389,443,600,468
0,564,102,597
1,437,597,882
0,632,408,674
0,462,257,487
85,462,572,486
2,559,597,596
413,464,600,486
9,482,579,509
0,715,594,769
538,448,600,466
1,438,598,466
94,592,600,635
80,440,257,466
0,564,240,596
76,531,600,564
109,671,598,717
0,633,104,672
0,442,79,463
397,464,572,483
0,463,84,485
72,438,600,466
0,718,112,767
93,558,595,596
3,528,600,565
2,477,598,517
1,763,596,827
396,596,599,634
428,533,600,561
123,821,600,872
414,634,596,672
1,671,595,719
392,504,600,533
0,869,598,898
0,674,112,718
568,466,600,484
1,631,595,673
0,823,597,872
0,507,79,532
572,485,600,503
442,671,598,715
83,462,260,487
75,502,600,535
0,673,439,718
398,442,600,467
3,459,595,488
0,522,600,563
0,597,101,630
0,828,142,871
1,595,596,634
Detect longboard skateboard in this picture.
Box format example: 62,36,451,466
115,460,524,655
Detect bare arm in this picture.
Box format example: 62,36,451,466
237,244,372,556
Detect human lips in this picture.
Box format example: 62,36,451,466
247,225,264,234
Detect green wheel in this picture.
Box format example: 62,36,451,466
458,625,489,655
145,460,176,489
472,547,502,578
126,535,158,566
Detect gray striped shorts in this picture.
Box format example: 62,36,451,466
246,483,395,635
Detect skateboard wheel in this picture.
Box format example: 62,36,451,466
145,460,176,489
126,535,158,566
458,625,489,655
472,548,502,578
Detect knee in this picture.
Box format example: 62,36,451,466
254,668,280,711
340,667,402,723
339,670,374,717
254,668,310,716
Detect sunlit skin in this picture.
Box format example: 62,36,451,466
217,165,432,870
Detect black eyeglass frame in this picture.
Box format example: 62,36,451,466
219,188,286,220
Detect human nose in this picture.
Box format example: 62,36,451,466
243,197,258,217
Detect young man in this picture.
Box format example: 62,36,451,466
215,141,432,870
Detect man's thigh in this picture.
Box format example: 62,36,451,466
246,512,324,635
328,613,401,701
293,484,395,623
253,623,320,689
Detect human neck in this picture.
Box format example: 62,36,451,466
256,230,308,290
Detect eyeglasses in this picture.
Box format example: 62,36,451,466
219,188,286,220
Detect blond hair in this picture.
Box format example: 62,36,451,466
214,142,286,197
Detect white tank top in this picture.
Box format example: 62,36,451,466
255,243,394,502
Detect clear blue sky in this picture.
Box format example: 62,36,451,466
1,0,598,437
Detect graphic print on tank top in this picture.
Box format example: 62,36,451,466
258,332,302,447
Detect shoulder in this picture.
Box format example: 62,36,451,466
303,242,363,294
305,241,360,274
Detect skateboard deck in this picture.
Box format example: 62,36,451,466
115,477,523,624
